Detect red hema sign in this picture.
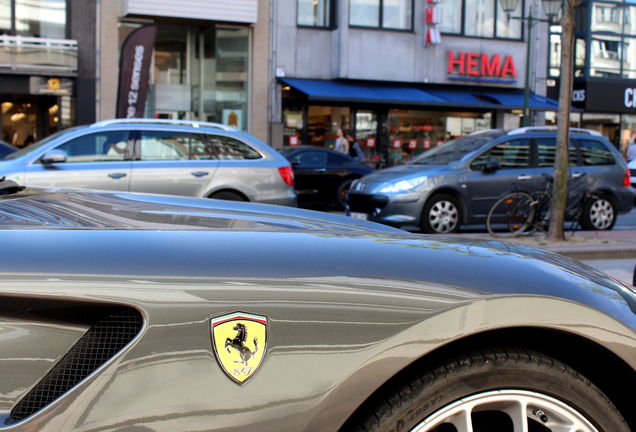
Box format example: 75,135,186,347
447,51,517,81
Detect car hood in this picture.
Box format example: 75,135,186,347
360,163,449,182
0,187,402,233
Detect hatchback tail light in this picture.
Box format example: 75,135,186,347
278,166,294,187
624,166,631,187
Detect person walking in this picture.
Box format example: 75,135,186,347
334,128,349,155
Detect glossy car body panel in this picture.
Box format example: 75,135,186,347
0,188,634,431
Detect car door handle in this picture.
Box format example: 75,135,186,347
572,172,584,178
517,175,532,180
191,171,209,178
108,173,127,179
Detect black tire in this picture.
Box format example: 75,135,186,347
487,192,536,238
336,178,356,209
581,194,616,230
209,191,246,201
347,346,629,432
421,194,461,234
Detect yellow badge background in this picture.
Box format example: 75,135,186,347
212,318,267,384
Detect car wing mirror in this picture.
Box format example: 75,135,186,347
483,160,500,173
291,161,301,168
40,149,68,164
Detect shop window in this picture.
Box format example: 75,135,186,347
150,25,249,130
438,0,521,40
298,0,334,28
349,0,412,31
0,0,66,38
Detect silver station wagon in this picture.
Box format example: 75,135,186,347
0,119,297,206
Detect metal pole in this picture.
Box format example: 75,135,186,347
523,13,533,127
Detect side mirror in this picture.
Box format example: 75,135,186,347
40,149,68,165
483,159,500,173
291,161,300,168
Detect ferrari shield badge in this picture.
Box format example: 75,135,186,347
211,312,267,384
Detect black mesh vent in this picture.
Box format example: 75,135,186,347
8,308,143,423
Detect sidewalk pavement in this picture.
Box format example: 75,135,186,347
444,229,636,261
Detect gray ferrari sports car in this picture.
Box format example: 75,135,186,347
0,179,634,432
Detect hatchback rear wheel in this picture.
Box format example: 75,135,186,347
581,195,615,230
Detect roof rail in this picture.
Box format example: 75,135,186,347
507,126,602,136
90,118,236,131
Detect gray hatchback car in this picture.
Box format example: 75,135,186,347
0,119,297,206
347,127,635,233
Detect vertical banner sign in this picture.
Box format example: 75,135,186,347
116,25,157,119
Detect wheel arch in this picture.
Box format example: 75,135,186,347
338,326,636,431
206,188,249,201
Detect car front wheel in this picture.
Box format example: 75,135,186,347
347,347,629,432
422,194,461,234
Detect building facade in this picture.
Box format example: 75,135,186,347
272,0,555,165
97,0,270,142
547,0,636,153
0,0,96,146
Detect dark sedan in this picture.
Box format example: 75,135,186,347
0,140,16,158
0,181,635,431
281,145,373,209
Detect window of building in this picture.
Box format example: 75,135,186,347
349,0,412,30
0,0,66,38
438,0,521,39
298,0,333,27
149,25,249,130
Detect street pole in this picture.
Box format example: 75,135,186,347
548,0,580,241
522,13,532,127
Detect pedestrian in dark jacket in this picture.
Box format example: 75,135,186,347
346,132,365,161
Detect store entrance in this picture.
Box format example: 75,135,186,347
1,97,59,147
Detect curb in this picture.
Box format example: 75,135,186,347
549,248,636,260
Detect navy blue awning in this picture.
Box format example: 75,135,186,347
280,78,559,111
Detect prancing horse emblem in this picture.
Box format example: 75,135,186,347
211,312,267,384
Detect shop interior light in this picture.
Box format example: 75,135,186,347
541,0,563,22
1,102,13,114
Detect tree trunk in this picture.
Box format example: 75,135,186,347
548,0,580,241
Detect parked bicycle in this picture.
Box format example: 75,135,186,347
486,173,605,238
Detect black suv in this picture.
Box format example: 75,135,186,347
347,127,634,233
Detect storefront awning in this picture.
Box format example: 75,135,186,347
280,78,559,111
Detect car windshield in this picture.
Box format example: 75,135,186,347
2,127,83,160
409,131,505,165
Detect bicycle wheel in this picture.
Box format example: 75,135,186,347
487,191,536,238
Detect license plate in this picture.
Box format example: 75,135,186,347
349,212,368,221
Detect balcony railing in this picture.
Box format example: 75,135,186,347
0,35,78,73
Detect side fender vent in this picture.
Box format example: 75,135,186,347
8,307,143,423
